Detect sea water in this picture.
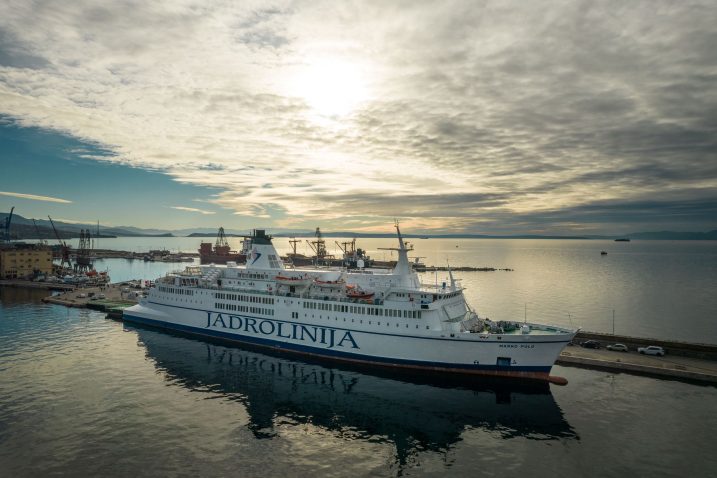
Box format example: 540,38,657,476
1,288,716,477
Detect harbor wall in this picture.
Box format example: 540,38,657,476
574,331,717,361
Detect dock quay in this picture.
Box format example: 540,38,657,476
573,331,717,361
415,266,513,272
559,332,717,384
41,282,138,313
88,248,509,272
91,249,199,261
0,279,75,291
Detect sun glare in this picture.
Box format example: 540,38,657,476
291,58,369,118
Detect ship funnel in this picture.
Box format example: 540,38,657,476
245,230,285,270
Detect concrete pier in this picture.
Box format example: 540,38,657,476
41,282,138,312
0,279,75,291
558,346,717,383
558,332,717,384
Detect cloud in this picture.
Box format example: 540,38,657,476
0,1,715,233
52,217,98,224
170,206,216,215
0,190,72,203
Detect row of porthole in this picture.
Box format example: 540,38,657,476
157,295,202,305
304,313,430,330
153,298,432,331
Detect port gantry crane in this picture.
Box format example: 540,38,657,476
306,227,334,265
48,215,72,270
2,206,14,243
214,227,232,256
74,229,93,273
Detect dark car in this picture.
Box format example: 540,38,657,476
581,340,600,349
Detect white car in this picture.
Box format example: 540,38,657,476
638,345,666,356
607,343,628,352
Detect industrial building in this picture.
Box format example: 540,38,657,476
0,243,53,279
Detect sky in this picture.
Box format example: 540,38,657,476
0,0,715,234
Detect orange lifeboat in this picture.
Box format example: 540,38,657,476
346,289,375,300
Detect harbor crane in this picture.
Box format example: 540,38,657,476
215,226,229,249
48,215,72,270
32,218,48,245
74,229,93,273
2,206,13,242
306,227,334,264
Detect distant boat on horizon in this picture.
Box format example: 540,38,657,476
601,251,608,255
614,238,631,242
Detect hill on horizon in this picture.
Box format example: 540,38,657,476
1,211,715,240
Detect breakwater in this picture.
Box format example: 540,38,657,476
557,331,717,384
574,331,717,361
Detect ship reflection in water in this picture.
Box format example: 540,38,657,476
128,324,578,465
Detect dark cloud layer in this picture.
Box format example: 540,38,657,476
0,0,715,233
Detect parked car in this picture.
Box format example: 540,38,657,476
97,294,106,299
607,343,628,352
638,345,666,356
581,340,600,349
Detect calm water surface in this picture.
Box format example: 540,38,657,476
1,288,716,476
88,237,717,343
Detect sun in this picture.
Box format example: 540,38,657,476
291,58,369,118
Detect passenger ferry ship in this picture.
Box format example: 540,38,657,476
124,224,577,382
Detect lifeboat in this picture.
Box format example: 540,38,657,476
346,289,375,300
314,279,346,288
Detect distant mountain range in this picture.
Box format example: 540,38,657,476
1,211,715,240
0,212,175,239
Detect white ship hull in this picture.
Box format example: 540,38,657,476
124,300,574,381
124,226,576,382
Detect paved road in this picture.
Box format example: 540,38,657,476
560,345,717,378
